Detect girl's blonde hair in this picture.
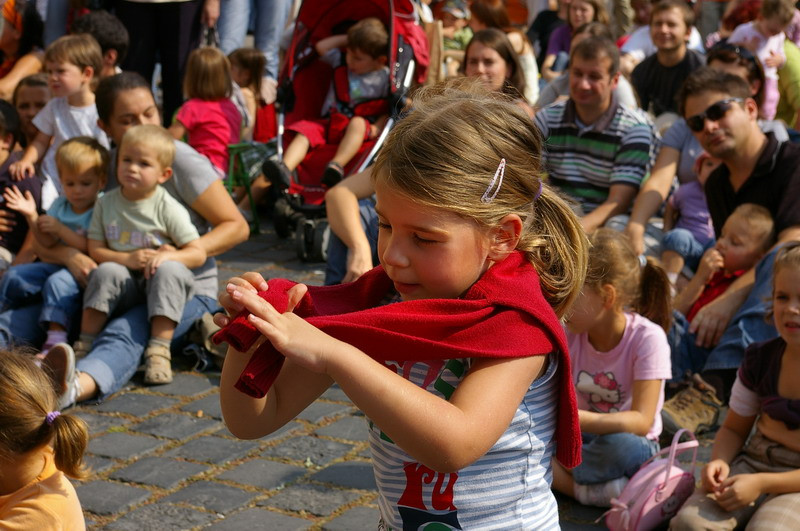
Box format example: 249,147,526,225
767,241,800,322
372,80,588,317
228,47,266,102
585,228,672,331
184,46,232,100
0,350,88,479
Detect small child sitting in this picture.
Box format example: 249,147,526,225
0,137,107,360
440,0,473,51
660,151,719,285
9,34,109,209
79,124,206,385
263,17,390,189
0,102,40,273
0,349,88,528
728,0,796,120
670,204,774,382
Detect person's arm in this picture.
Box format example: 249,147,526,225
221,280,547,472
674,248,724,315
168,120,187,140
315,35,348,56
624,146,679,255
662,201,677,232
0,52,44,101
702,408,754,494
144,239,206,279
37,215,87,251
541,53,560,81
324,168,376,283
1,185,61,248
32,243,97,287
578,379,662,436
690,225,800,347
188,179,249,257
581,184,638,233
9,131,52,180
202,0,220,27
10,230,37,265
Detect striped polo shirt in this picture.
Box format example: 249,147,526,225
535,98,656,212
371,353,560,530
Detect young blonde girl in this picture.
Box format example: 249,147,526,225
228,47,265,142
168,46,241,178
671,242,800,530
555,228,673,507
214,83,589,529
0,349,88,529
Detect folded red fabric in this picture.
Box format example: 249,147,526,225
214,251,581,467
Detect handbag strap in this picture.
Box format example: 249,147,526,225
659,428,698,489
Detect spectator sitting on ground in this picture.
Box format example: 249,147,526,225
11,73,50,149
540,0,608,82
535,35,656,234
0,0,44,101
70,9,129,79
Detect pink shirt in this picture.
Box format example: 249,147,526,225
176,98,241,174
567,312,672,440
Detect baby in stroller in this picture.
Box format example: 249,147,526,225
263,17,390,190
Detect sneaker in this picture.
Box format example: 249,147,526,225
574,476,629,507
42,343,78,410
262,159,293,189
321,162,344,188
661,374,723,435
72,339,92,360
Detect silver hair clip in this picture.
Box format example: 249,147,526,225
638,254,647,268
481,158,506,203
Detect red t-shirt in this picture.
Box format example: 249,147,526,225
176,98,241,174
687,269,744,322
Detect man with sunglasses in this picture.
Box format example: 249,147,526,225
535,36,655,233
661,66,800,435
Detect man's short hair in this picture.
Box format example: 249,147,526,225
71,10,129,66
650,0,695,28
570,36,620,75
677,66,752,116
119,124,176,170
761,0,795,25
347,17,389,59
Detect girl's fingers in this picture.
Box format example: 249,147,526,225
285,283,308,312
240,271,268,292
213,312,230,327
233,285,281,321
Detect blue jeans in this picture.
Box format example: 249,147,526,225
668,310,711,383
605,214,664,257
324,197,379,285
662,228,714,273
0,262,82,332
572,432,660,485
0,295,219,400
217,0,292,79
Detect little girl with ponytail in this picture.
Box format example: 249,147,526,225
0,349,88,529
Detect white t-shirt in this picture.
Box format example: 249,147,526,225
621,25,705,63
32,97,110,209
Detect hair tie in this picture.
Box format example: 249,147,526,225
533,179,543,201
45,411,61,425
481,158,505,203
638,254,647,268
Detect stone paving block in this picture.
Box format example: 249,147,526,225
320,385,349,402
104,501,217,530
84,455,115,474
110,456,209,489
74,412,129,435
87,432,167,459
314,416,369,442
146,372,217,396
206,508,311,530
259,483,362,517
164,435,259,464
132,412,221,439
217,459,306,489
76,480,150,515
322,506,381,530
263,436,353,466
162,480,256,514
94,393,179,416
311,462,376,490
181,393,222,419
294,401,354,424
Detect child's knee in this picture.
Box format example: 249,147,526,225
148,261,194,295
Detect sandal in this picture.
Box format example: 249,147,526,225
262,159,293,189
321,161,344,188
144,344,173,385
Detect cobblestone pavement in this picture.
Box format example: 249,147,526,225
72,223,718,530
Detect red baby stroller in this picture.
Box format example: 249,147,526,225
267,0,429,262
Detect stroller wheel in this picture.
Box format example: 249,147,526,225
310,220,330,263
273,197,293,238
295,217,310,262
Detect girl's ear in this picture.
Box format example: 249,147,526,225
600,283,617,309
488,214,523,261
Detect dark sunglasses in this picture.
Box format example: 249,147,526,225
686,98,744,132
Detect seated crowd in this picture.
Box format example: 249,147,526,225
0,0,799,529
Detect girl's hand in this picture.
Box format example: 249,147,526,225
9,160,35,181
702,459,730,493
697,248,724,283
215,272,269,327
3,185,36,217
230,283,342,374
37,215,61,236
763,49,784,68
715,474,763,511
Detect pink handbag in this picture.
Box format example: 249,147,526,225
604,429,698,531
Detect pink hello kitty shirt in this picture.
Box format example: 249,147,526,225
567,313,672,440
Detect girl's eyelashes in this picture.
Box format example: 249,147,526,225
413,234,437,244
377,221,391,231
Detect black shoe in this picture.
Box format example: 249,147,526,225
262,159,293,189
321,162,344,188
